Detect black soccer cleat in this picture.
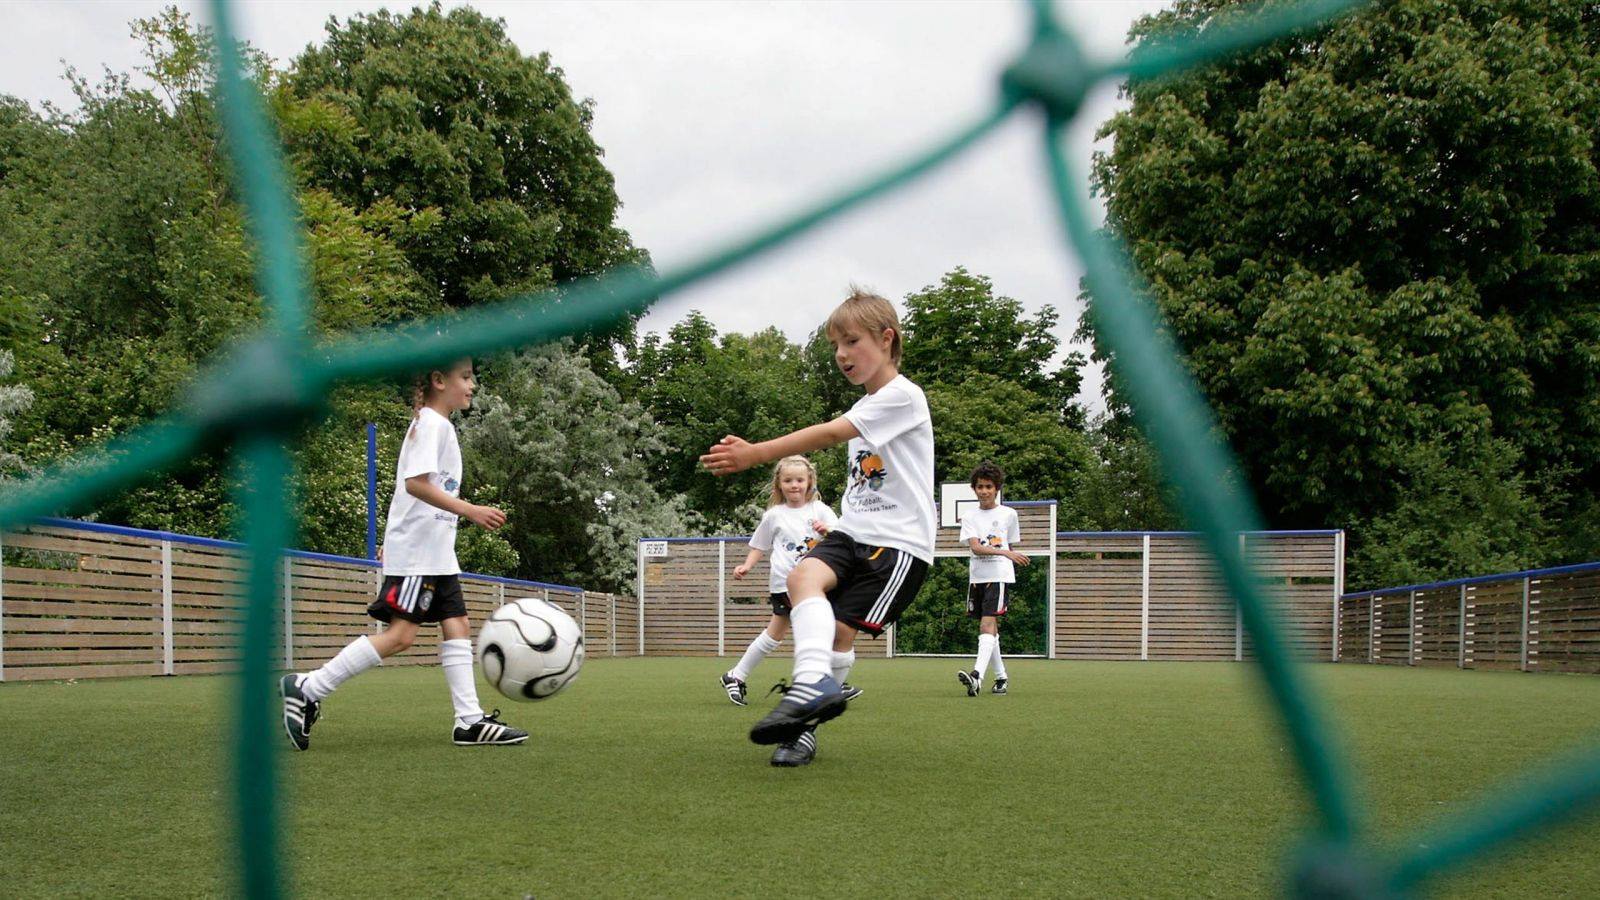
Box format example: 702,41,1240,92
280,673,320,751
840,682,863,702
721,672,748,706
453,709,529,746
992,677,1008,695
749,675,848,745
957,669,980,698
770,727,818,767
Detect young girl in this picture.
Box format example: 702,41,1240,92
719,456,839,705
280,358,528,750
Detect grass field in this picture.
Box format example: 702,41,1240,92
3,658,1598,897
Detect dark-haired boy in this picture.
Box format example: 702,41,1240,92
957,461,1027,696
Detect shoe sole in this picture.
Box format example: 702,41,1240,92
770,753,815,768
279,674,309,752
957,671,978,698
453,735,529,746
749,694,848,745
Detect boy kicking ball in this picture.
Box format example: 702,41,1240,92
702,288,934,767
957,461,1027,697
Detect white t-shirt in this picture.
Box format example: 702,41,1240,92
382,407,463,576
838,374,936,563
961,503,1021,584
749,500,838,593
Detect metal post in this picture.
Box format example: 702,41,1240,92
1458,583,1468,669
1520,576,1531,672
497,582,505,607
1332,531,1345,661
716,541,726,657
1235,534,1246,662
1140,534,1151,661
1368,595,1377,663
163,541,176,675
1046,503,1058,659
280,557,292,671
1408,589,1417,665
887,623,895,659
609,593,616,657
636,541,646,656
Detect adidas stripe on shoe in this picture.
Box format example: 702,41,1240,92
770,727,817,767
453,709,529,746
957,669,980,698
749,675,848,745
721,672,748,706
280,673,319,751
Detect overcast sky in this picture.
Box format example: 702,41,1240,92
2,0,1172,412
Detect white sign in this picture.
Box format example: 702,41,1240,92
641,541,669,558
939,482,979,528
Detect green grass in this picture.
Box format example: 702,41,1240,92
2,659,1598,897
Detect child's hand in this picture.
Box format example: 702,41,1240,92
733,563,750,580
1009,550,1030,566
812,521,830,536
700,435,758,476
465,504,507,530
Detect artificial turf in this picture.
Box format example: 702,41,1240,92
2,658,1597,897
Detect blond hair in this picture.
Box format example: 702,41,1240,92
824,286,902,366
767,455,822,508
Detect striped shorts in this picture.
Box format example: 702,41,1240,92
805,531,930,636
367,574,467,624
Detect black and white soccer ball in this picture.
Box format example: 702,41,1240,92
478,598,585,701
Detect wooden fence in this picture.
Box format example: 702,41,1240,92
639,502,1346,661
1339,562,1600,673
0,519,641,682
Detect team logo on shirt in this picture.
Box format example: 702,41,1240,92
783,523,823,556
986,534,1004,548
443,476,459,493
850,450,887,493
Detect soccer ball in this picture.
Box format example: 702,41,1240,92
478,598,585,701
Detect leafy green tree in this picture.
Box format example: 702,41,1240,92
1091,0,1600,584
926,374,1096,508
283,3,644,317
0,350,33,479
901,267,1084,424
459,342,694,592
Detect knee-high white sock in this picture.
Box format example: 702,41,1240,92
831,649,855,684
991,635,1008,679
730,631,781,681
299,635,381,702
789,597,834,685
440,639,483,729
975,633,997,681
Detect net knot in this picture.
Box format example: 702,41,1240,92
191,336,324,439
1001,25,1092,124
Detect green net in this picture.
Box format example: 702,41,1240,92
2,0,1596,895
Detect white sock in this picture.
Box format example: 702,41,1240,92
789,597,834,685
299,635,381,702
975,633,997,681
730,631,781,682
831,649,855,684
441,639,483,729
992,635,1008,680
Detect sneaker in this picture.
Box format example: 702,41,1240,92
721,673,748,706
453,709,529,746
840,683,864,702
280,674,319,751
957,669,980,698
992,677,1008,695
750,675,848,745
770,727,818,767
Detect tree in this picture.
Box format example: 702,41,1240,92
925,374,1097,509
0,350,33,479
283,3,645,319
1091,0,1600,583
901,267,1085,424
459,342,694,592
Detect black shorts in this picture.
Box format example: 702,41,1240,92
966,582,1010,618
368,574,467,624
805,531,930,636
769,592,793,617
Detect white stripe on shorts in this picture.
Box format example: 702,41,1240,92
866,552,912,626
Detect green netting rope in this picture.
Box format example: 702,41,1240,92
1,0,1594,896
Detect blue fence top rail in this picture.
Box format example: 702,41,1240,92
1056,529,1342,539
21,516,585,594
1341,559,1600,600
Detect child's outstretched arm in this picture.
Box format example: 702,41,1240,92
700,417,858,476
733,548,765,580
405,475,507,530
